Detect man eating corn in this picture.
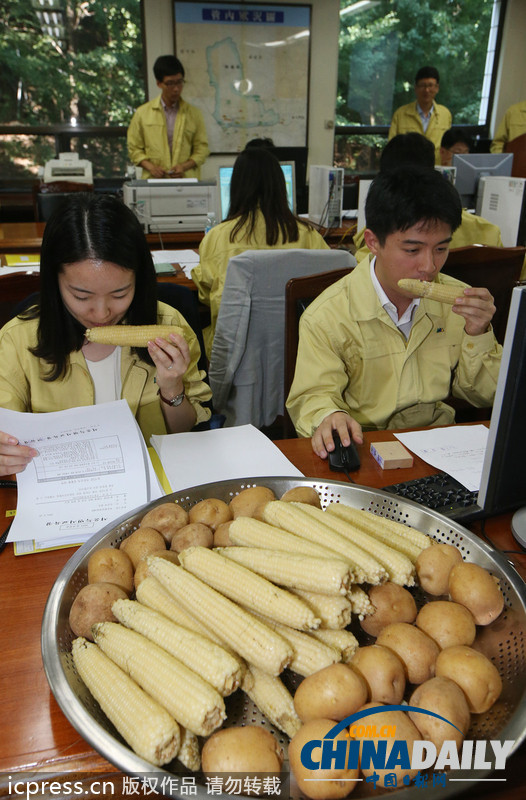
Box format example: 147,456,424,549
286,167,502,459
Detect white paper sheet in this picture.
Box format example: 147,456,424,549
151,249,199,278
394,425,489,492
1,400,164,546
151,424,303,492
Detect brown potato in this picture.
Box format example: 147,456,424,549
280,487,322,507
416,600,476,649
133,549,180,589
409,677,471,751
350,645,406,704
189,498,232,531
139,502,188,544
435,645,502,713
289,718,359,799
69,582,128,640
376,622,439,685
202,726,283,773
352,704,421,789
415,543,463,596
360,583,417,637
87,547,134,594
448,562,504,625
293,663,368,722
120,527,166,568
229,486,276,519
170,522,213,553
213,521,234,546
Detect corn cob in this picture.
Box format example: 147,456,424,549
326,503,429,562
262,501,388,585
216,545,352,596
92,621,226,737
258,617,341,677
84,324,184,346
229,517,365,584
347,586,375,619
309,629,359,662
71,637,180,766
294,503,415,586
178,728,201,772
112,598,244,696
147,557,293,675
398,279,464,304
291,589,352,630
178,546,320,631
242,665,302,739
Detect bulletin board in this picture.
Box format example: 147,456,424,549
174,2,311,152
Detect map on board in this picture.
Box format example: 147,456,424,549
175,3,310,152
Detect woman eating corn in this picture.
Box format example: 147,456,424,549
0,194,211,476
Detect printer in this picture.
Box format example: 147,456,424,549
42,152,93,184
123,179,218,233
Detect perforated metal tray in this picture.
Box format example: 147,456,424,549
42,477,526,800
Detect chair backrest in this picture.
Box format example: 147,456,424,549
33,180,94,221
283,266,354,437
441,245,526,344
0,273,41,329
505,132,526,178
208,248,356,428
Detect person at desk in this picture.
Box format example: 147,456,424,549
388,67,452,165
127,55,209,179
287,166,502,459
490,100,526,153
440,128,471,167
0,194,211,477
191,147,330,358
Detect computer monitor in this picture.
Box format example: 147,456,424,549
217,161,296,220
452,152,513,208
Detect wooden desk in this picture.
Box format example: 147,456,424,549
0,431,524,798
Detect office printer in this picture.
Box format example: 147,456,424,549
42,152,93,184
123,179,217,233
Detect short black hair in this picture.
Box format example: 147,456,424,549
153,55,185,82
441,128,472,150
245,137,276,151
380,133,435,172
365,167,462,245
415,65,439,84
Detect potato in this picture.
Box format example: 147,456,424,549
201,726,283,773
133,549,180,589
289,718,359,799
352,704,421,789
415,543,463,596
416,600,476,649
170,522,213,553
69,582,128,640
448,562,504,625
229,486,276,519
376,622,439,685
435,645,502,713
293,663,368,722
213,521,234,546
409,677,471,751
350,645,406,704
139,502,188,544
189,498,232,531
360,583,417,637
87,547,134,594
120,527,166,569
280,487,322,507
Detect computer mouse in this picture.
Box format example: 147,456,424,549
328,431,361,472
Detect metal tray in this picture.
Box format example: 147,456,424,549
41,477,526,800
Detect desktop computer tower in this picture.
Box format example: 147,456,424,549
476,176,526,247
308,165,344,228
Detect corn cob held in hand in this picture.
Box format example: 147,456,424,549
398,279,464,304
84,324,184,346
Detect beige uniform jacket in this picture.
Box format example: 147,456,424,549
0,303,211,443
388,101,452,164
286,258,502,437
491,101,526,153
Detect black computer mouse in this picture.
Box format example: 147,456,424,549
328,431,361,472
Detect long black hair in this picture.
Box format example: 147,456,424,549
24,193,158,380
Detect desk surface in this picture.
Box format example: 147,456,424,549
0,430,524,798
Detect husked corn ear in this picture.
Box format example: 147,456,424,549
84,324,184,346
242,665,301,739
398,279,464,304
71,637,180,766
292,590,352,630
309,629,359,662
217,546,352,596
347,586,375,619
296,503,415,586
178,546,320,631
259,618,340,677
262,501,387,585
178,728,201,772
112,598,244,696
326,503,430,562
147,557,293,675
92,621,226,737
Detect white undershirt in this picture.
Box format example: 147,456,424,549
85,348,122,404
370,259,420,339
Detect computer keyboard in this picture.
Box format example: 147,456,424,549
382,473,483,522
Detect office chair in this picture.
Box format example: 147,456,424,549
33,180,94,222
0,273,41,329
505,132,526,178
208,248,356,429
283,267,354,438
